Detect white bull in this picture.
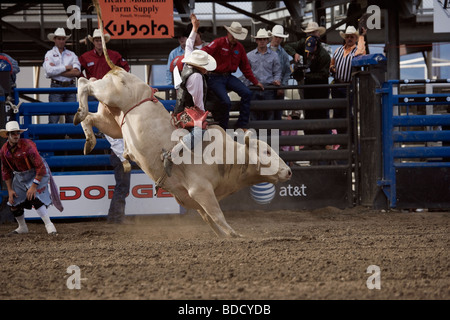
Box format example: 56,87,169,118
74,0,292,237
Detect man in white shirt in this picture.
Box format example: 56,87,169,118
43,28,81,124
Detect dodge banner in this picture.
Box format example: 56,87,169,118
98,0,174,39
25,172,182,219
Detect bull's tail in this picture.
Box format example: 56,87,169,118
92,0,116,70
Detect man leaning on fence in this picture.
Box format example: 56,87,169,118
43,28,81,124
284,22,331,139
330,25,367,121
268,25,292,120
246,28,281,121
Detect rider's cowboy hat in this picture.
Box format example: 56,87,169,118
224,22,248,40
88,29,111,43
47,28,71,41
339,26,359,39
271,25,289,38
302,21,326,35
0,121,28,138
182,50,216,71
251,28,271,39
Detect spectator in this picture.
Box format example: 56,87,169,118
0,53,21,121
79,29,130,80
104,135,131,224
268,25,291,120
246,28,281,121
202,22,263,130
167,23,208,86
284,21,331,138
43,27,81,124
79,29,131,223
166,31,187,86
267,25,300,153
162,13,216,176
185,22,208,50
0,121,57,235
0,52,20,90
330,25,367,120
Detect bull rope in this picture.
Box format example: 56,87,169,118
120,98,153,128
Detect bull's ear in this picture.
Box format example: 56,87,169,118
244,129,255,147
244,130,260,171
249,149,260,171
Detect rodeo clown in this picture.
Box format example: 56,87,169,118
0,121,61,235
161,13,216,177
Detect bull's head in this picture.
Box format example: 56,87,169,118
243,130,292,184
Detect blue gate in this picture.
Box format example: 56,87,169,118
377,79,450,209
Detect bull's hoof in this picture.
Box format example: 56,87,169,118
84,140,95,155
221,228,243,238
73,112,83,126
122,160,132,173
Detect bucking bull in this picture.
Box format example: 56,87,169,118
74,0,292,237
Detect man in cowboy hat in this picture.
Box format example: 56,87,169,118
162,13,217,176
268,25,292,120
79,29,131,224
0,121,58,235
245,28,281,121
166,31,187,86
268,25,299,151
79,29,130,80
330,25,367,122
284,21,331,139
202,21,263,130
43,27,81,124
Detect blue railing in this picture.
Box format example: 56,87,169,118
377,79,450,207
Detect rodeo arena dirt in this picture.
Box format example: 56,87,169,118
1,0,450,311
0,206,449,302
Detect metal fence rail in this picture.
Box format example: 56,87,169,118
7,83,355,209
377,79,450,208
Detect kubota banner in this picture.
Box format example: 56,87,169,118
97,0,174,39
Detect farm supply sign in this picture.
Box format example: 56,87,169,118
98,0,174,39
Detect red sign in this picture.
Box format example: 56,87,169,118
98,0,174,39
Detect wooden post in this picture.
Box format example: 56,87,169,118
356,63,387,209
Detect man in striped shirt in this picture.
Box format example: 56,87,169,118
330,25,367,120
